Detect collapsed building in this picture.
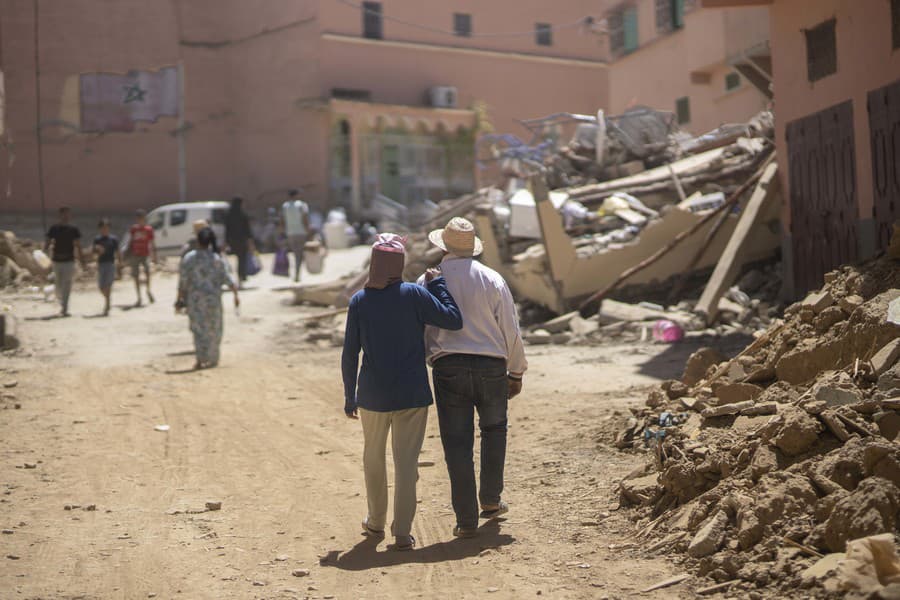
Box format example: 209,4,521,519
613,242,900,596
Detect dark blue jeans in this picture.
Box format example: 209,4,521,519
432,354,509,529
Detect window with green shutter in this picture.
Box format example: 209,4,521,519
657,0,685,32
676,96,691,125
725,72,741,91
623,6,639,53
673,0,685,28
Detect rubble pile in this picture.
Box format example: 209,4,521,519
613,251,900,594
523,260,784,346
539,109,773,198
0,231,49,288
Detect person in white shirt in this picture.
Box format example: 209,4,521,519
418,217,527,539
281,189,310,282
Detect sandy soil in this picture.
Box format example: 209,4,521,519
0,250,732,599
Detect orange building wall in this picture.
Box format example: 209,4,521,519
607,3,770,134
769,0,900,227
319,35,608,136
0,0,609,216
317,0,610,61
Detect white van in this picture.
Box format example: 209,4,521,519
146,201,229,256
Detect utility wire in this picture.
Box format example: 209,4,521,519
334,0,594,38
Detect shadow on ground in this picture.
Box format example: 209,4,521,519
322,521,514,571
636,332,754,380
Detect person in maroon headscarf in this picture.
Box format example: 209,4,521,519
341,233,463,551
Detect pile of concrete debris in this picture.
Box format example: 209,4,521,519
0,231,50,288
523,258,783,346
614,250,900,596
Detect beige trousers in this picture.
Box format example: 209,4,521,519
359,406,428,538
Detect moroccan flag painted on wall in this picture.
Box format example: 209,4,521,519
79,66,178,133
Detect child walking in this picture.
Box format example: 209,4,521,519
93,218,123,316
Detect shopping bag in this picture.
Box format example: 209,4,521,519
273,249,290,277
245,252,262,276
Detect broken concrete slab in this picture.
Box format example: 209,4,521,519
871,339,900,376
802,291,835,314
714,383,764,405
702,400,755,418
687,511,729,558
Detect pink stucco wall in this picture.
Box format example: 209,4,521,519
607,2,770,134
317,0,611,61
0,0,610,216
319,35,608,136
769,0,900,226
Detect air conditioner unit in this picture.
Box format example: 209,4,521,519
428,86,458,108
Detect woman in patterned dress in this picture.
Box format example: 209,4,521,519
176,228,240,369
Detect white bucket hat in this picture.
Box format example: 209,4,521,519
428,217,483,257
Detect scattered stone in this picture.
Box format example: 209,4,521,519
815,384,862,408
740,402,777,416
683,348,725,386
750,444,780,481
875,411,900,441
801,552,845,581
823,477,900,552
773,407,822,456
23,463,36,469
274,554,289,562
662,379,689,400
620,473,661,506
815,305,847,333
687,511,729,558
291,569,310,577
714,383,763,405
6,554,20,560
3,380,17,388
819,410,851,442
802,291,834,314
838,294,863,313
205,501,222,511
1,529,12,534
701,400,755,418
871,339,900,376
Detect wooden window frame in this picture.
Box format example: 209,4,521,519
454,13,472,38
362,1,383,40
805,18,837,83
535,23,553,46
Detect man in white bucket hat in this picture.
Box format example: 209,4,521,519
419,217,527,539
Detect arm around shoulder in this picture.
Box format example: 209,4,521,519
420,277,463,331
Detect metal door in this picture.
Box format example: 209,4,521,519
868,78,900,251
786,100,858,295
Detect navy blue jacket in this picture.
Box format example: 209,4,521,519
341,278,462,413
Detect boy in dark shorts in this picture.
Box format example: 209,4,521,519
93,218,123,316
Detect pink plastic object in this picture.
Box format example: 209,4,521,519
653,319,684,343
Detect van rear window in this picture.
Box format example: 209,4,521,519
211,209,227,224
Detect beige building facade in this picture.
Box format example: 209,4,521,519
0,0,610,218
605,0,772,134
708,0,900,295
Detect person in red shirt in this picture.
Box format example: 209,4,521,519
127,209,158,306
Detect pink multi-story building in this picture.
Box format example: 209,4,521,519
0,0,610,218
706,0,900,295
0,1,780,223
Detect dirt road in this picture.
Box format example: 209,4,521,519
1,251,701,599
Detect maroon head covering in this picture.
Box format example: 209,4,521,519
365,233,407,289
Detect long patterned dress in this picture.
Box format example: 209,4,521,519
179,249,235,366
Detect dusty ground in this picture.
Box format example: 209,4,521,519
1,250,741,599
